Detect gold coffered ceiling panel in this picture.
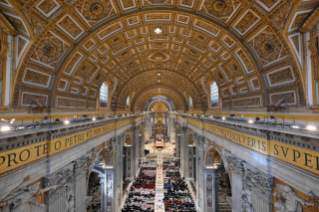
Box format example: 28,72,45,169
7,0,314,111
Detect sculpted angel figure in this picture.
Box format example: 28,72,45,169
273,184,314,212
0,182,58,212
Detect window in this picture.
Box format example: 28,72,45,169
100,82,108,107
189,96,193,109
211,82,218,107
126,96,130,109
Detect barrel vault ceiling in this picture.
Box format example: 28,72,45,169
2,0,318,111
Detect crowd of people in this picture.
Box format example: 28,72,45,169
122,162,156,212
122,160,196,212
163,161,196,212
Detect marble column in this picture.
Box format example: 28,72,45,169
180,125,188,177
124,146,132,179
105,168,115,212
73,156,90,212
176,134,181,158
43,163,75,212
227,155,245,212
193,133,205,210
143,116,151,142
132,125,139,177
100,176,106,212
243,164,273,212
188,147,195,179
168,116,176,143
113,132,126,211
139,134,144,159
204,166,224,212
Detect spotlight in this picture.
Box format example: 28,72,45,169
291,125,301,129
1,126,11,132
248,120,254,124
306,125,317,131
157,73,161,76
64,120,70,125
10,119,15,124
154,27,162,34
157,80,161,82
92,117,96,121
222,117,226,121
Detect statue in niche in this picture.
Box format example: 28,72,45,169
273,184,315,212
0,182,57,212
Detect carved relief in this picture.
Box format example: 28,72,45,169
21,92,48,107
56,15,84,40
248,26,286,67
200,0,238,22
273,184,315,211
233,11,260,35
270,91,296,106
267,67,294,86
75,0,117,27
232,96,261,108
56,96,86,108
32,32,69,67
23,68,51,88
36,0,61,17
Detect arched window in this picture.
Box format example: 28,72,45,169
189,96,193,109
211,82,219,107
100,82,108,107
126,96,130,109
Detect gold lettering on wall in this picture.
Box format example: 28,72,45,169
0,118,139,175
179,117,319,175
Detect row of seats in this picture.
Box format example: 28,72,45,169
164,161,196,212
122,166,156,212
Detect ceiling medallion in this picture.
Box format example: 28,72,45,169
148,52,170,62
261,40,275,54
90,3,104,16
213,0,226,11
43,44,59,58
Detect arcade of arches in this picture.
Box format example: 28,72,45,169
0,0,319,211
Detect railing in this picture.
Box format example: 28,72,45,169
0,114,143,176
172,112,319,140
172,112,319,176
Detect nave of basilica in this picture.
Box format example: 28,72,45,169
0,0,319,211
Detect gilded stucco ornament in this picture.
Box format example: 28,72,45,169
0,0,311,111
213,0,226,11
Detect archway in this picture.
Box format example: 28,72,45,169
204,145,232,212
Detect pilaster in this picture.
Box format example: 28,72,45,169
227,155,245,212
